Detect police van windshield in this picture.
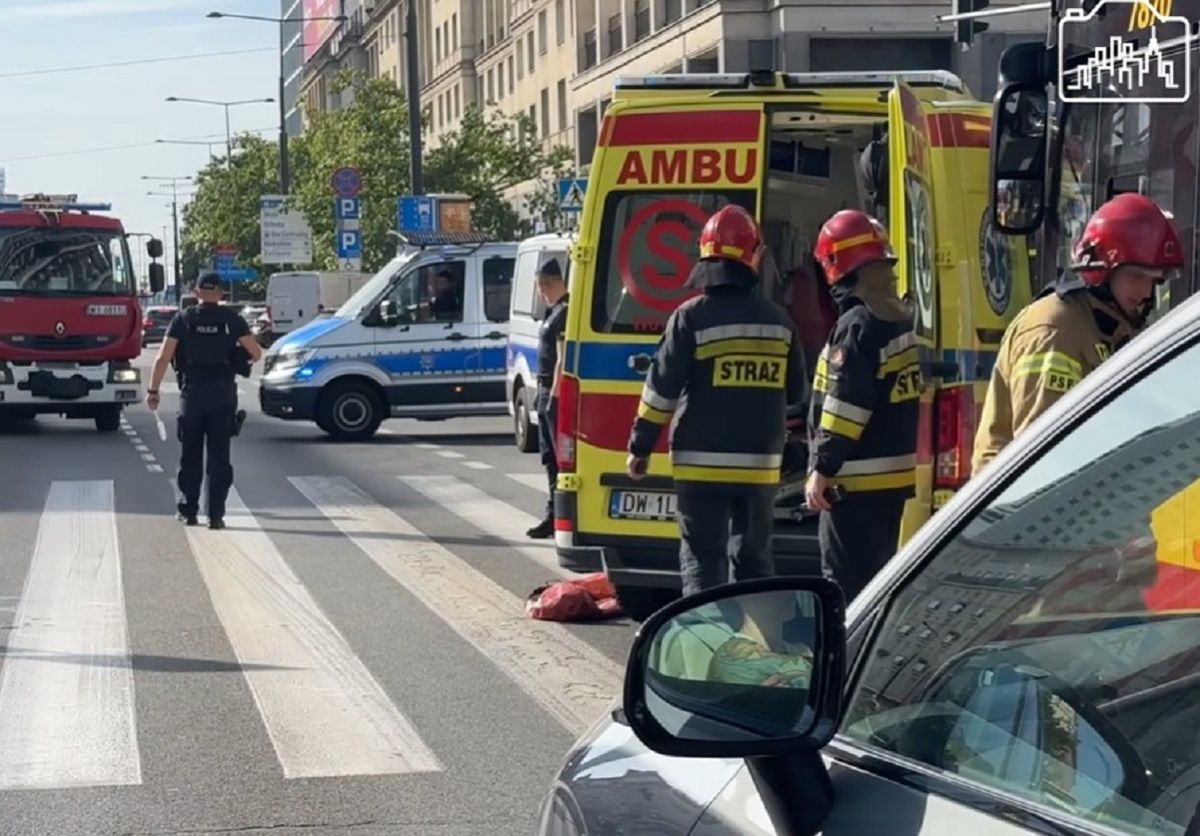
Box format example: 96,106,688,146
336,253,415,319
0,228,135,296
591,190,756,334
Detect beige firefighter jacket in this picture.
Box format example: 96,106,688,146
972,289,1140,473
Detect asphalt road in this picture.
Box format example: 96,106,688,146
0,348,637,836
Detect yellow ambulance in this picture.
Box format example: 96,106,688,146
553,70,1032,619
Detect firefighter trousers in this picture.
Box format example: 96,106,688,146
676,488,776,597
176,380,237,521
819,494,906,603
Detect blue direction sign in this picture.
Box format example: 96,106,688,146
558,178,588,212
397,195,437,232
336,228,363,259
334,197,361,220
331,166,363,198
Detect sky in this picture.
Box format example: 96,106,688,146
0,0,285,272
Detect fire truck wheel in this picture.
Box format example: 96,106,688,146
95,406,122,432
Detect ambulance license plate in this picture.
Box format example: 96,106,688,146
609,490,677,522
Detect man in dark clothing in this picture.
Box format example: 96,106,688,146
428,269,463,321
627,204,807,595
147,272,262,529
806,210,919,602
527,258,569,539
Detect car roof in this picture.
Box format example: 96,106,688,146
849,290,1200,622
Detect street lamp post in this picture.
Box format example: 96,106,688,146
143,175,192,302
155,138,221,163
206,9,347,194
165,97,275,168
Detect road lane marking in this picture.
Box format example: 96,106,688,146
146,465,164,474
184,488,441,779
135,444,149,453
140,454,157,463
0,481,141,789
413,442,440,450
507,473,548,492
463,461,493,470
400,476,566,579
435,450,464,459
291,476,622,736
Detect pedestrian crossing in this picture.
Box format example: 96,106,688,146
0,471,622,793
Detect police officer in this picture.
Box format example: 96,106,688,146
805,209,919,603
526,258,569,539
626,205,806,596
973,193,1183,471
147,272,263,529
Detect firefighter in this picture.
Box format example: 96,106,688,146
147,272,262,529
973,193,1183,471
626,204,807,596
805,209,919,603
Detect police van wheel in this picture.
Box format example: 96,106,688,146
318,382,383,441
514,389,537,453
94,406,121,432
614,585,678,623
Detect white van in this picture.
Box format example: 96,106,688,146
505,233,573,451
266,270,372,336
259,235,517,440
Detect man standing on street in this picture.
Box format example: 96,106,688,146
147,271,262,529
806,210,919,603
626,204,806,596
527,258,569,539
973,193,1183,470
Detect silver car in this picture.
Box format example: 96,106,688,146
539,292,1200,835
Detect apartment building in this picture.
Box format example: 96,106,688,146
299,0,370,122
363,0,408,91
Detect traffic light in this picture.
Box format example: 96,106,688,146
955,0,990,47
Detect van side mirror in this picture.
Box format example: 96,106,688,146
148,262,165,294
990,83,1049,235
147,238,164,259
378,299,399,326
624,577,846,835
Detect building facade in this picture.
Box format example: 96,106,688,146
300,0,371,121
281,0,305,137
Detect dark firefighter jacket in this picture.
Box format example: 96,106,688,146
808,294,919,499
628,278,807,493
972,278,1140,472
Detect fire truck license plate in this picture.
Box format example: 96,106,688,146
28,371,89,400
609,490,677,522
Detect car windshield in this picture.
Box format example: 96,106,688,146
0,227,135,296
335,253,415,319
842,332,1200,835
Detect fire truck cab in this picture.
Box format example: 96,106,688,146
0,194,165,431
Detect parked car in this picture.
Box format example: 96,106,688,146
539,292,1200,835
140,306,177,344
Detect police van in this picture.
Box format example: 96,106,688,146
553,70,1033,619
259,232,518,440
505,233,574,451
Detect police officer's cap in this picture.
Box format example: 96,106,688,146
195,271,222,290
538,258,563,278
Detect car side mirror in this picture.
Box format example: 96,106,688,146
148,262,165,294
378,299,399,326
147,238,164,259
990,82,1049,235
624,577,847,836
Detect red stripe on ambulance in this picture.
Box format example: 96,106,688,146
577,392,670,453
926,113,991,149
601,110,762,147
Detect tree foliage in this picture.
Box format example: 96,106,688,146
179,69,574,282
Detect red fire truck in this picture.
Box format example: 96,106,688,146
0,194,165,431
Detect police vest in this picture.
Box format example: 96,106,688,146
175,307,249,381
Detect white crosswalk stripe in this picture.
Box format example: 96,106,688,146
0,481,141,790
507,472,547,492
290,475,624,736
184,488,441,779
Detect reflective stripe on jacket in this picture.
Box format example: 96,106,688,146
628,286,807,491
808,304,919,498
972,289,1139,473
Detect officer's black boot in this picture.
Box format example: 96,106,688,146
526,518,554,539
176,509,199,526
231,409,246,437
208,518,226,530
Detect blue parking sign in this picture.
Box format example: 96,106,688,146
397,195,437,232
334,197,361,220
336,229,363,258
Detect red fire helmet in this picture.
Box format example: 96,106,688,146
698,204,762,270
814,209,897,285
1071,193,1183,286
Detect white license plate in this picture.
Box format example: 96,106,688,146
609,490,677,522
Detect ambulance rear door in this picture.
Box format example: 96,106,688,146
886,81,939,540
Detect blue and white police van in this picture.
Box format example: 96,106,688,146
505,233,573,451
259,232,518,440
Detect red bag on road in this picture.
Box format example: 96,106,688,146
525,573,624,621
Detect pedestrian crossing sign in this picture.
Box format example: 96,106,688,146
558,178,588,212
